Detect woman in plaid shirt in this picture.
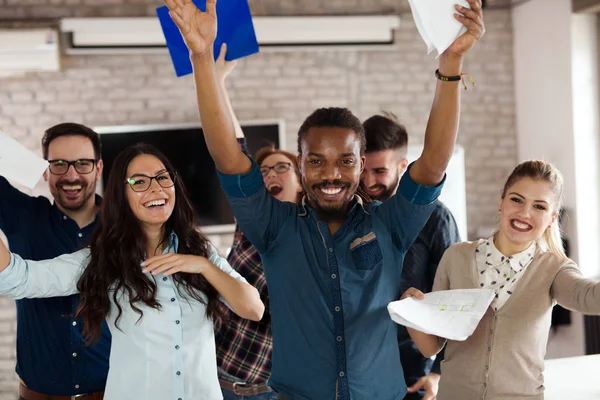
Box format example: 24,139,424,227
213,44,303,400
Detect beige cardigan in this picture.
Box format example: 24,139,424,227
433,240,600,400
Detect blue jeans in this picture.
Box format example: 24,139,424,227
221,388,279,400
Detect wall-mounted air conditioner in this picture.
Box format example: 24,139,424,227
59,16,400,55
0,29,60,77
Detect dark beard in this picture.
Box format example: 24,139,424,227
313,202,352,221
360,177,399,202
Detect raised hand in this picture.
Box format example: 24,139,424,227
164,0,217,56
215,43,238,84
446,0,485,57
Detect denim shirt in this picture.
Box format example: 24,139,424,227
217,160,443,400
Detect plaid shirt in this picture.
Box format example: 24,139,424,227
215,226,272,383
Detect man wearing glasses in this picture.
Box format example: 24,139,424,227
0,122,109,399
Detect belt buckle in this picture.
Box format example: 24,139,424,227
232,382,248,396
72,394,88,399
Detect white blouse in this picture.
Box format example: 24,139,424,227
0,234,245,400
476,237,536,311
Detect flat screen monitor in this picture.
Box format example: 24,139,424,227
95,121,284,233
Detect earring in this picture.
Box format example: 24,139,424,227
498,208,502,213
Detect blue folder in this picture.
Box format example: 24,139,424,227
156,0,259,77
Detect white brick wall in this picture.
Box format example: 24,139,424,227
0,6,517,398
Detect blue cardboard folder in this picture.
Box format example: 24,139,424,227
157,0,259,77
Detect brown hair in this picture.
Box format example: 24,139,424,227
255,146,302,204
499,160,567,259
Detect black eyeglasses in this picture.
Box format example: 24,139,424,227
260,162,292,177
47,159,97,175
125,171,176,192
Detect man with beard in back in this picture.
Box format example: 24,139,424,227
361,112,461,400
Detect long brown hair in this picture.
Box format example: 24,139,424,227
75,143,222,343
499,160,567,259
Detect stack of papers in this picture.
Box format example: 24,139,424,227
387,289,495,341
407,0,470,56
0,132,48,189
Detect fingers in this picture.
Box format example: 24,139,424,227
401,287,426,300
144,259,182,276
206,0,217,18
407,378,425,392
455,4,481,24
217,43,227,62
141,253,175,271
164,0,178,11
169,10,185,29
423,392,436,400
455,1,485,37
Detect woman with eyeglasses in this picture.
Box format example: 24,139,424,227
211,44,302,400
0,143,265,400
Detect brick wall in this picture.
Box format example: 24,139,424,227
0,2,517,397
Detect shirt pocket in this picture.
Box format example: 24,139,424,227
350,232,383,270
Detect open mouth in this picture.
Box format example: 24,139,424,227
510,219,532,232
267,183,283,196
61,184,83,198
143,199,167,209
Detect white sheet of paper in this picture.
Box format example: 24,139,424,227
387,288,495,341
408,0,470,56
0,132,48,189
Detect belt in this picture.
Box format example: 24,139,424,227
219,378,271,396
19,383,104,400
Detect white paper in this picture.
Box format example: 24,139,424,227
408,0,470,56
387,288,495,341
0,132,48,189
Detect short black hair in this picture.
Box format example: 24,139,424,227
363,112,408,154
297,107,366,155
42,122,102,160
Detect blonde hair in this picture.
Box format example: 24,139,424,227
499,160,567,259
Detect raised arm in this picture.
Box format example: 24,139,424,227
165,0,250,174
215,43,245,140
409,0,485,186
0,245,88,299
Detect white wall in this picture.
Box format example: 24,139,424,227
512,0,600,359
571,14,600,279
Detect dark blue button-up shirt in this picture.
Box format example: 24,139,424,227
0,177,110,395
218,161,443,400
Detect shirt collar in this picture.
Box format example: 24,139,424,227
53,194,103,224
480,237,536,273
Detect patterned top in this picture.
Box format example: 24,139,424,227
215,227,272,383
476,237,536,311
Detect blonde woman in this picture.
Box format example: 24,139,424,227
403,160,600,399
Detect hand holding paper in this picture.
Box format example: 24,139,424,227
164,0,217,56
0,132,48,190
408,0,485,57
388,288,495,341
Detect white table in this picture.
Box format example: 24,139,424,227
544,354,600,399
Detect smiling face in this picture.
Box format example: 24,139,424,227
124,154,176,230
261,153,302,203
497,177,559,253
360,149,408,201
44,135,103,212
299,126,365,220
